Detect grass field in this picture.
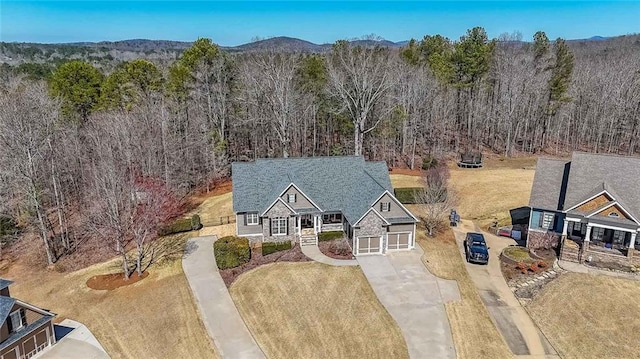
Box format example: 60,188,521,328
230,262,409,359
417,230,513,359
8,234,216,359
528,273,640,359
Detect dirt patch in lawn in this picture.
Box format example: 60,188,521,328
86,271,149,290
318,238,355,260
219,244,311,287
418,229,512,359
230,262,409,359
528,272,640,359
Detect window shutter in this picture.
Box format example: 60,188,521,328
7,314,12,332
294,194,297,202
380,203,383,211
269,219,272,236
286,218,289,235
243,214,247,226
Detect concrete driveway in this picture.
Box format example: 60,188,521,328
357,246,460,359
452,221,558,358
183,236,266,359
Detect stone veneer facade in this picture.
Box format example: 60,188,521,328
353,211,386,247
262,200,296,243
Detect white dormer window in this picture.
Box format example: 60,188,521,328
288,194,296,203
246,213,259,225
608,212,620,218
380,202,390,212
9,310,25,332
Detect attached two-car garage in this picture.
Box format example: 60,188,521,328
355,232,413,255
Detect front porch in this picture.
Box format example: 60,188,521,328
295,212,346,246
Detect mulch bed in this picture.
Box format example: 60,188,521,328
318,239,355,260
86,271,149,290
219,244,311,287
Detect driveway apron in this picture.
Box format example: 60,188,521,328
357,246,459,359
182,236,266,359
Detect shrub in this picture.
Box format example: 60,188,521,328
394,187,422,204
422,155,438,170
158,215,202,236
262,241,292,256
214,236,250,269
528,231,560,250
328,239,352,256
190,214,202,230
318,231,343,242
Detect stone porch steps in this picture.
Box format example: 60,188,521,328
300,236,318,246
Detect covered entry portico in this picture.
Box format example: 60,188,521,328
562,216,640,256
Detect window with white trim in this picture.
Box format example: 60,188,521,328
380,202,390,212
246,213,259,225
287,194,296,203
9,310,24,332
271,217,287,235
541,212,554,229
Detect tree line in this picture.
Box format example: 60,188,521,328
1,27,639,269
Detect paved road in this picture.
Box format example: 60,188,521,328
357,246,460,359
182,236,266,359
452,221,558,358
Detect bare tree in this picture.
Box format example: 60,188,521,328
415,166,457,236
326,41,395,156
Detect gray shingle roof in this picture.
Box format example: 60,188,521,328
564,152,640,221
0,296,15,327
232,156,394,223
0,279,13,291
529,158,570,210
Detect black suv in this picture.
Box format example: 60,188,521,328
465,232,489,264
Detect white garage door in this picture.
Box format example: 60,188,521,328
357,236,382,255
387,232,412,250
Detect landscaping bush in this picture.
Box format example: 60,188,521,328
394,187,422,204
261,241,292,256
214,236,250,269
422,155,438,170
158,215,202,236
190,214,202,230
318,231,343,242
328,239,352,257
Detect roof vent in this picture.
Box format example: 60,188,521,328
608,212,619,218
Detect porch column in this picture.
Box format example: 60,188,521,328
562,220,568,236
585,224,592,243
630,232,637,249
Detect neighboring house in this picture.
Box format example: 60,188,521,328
528,152,640,263
0,279,56,359
232,156,419,256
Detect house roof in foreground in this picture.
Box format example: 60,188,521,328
232,156,396,223
528,158,570,211
529,152,640,222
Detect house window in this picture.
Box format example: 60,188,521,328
541,212,554,230
9,310,25,332
246,213,259,226
322,213,342,223
380,202,390,212
591,227,605,241
271,217,287,235
287,194,296,203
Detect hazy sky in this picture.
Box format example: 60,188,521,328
2,1,639,44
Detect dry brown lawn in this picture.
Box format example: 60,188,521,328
7,234,217,359
448,156,536,228
188,192,234,225
418,230,513,359
390,174,423,188
230,262,409,359
528,273,640,359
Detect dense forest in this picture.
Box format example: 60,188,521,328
1,28,639,268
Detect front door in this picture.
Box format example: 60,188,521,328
300,214,313,228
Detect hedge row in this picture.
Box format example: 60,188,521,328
158,215,202,236
214,236,250,269
394,187,423,204
262,241,292,256
318,231,344,242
